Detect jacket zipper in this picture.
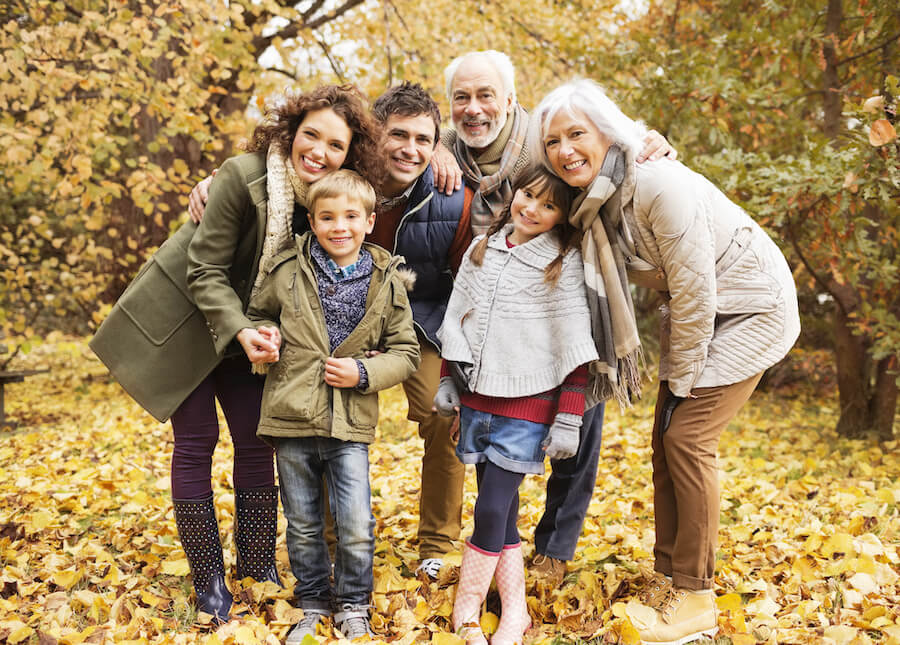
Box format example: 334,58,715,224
391,190,433,254
290,270,300,312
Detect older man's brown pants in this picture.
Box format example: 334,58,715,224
651,372,763,590
404,338,465,560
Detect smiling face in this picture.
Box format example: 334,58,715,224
542,109,610,189
307,194,376,266
450,58,512,151
507,181,566,245
380,113,436,197
290,108,353,184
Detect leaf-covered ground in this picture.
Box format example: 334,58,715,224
1,337,898,644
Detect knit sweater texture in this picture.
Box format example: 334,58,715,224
443,361,589,422
438,224,599,397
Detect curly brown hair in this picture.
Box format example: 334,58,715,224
469,164,580,286
244,84,384,189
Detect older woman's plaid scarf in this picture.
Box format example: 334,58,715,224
569,145,643,407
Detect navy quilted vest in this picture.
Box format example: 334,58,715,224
394,165,464,349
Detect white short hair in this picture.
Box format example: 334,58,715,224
528,79,647,173
444,50,517,107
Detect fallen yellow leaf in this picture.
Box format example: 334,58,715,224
821,532,854,558
432,632,465,645
7,624,34,645
161,557,190,576
30,510,53,531
51,567,83,589
716,593,742,611
480,611,499,635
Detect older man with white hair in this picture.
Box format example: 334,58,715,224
439,50,530,235
437,50,676,586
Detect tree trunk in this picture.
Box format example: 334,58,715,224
871,356,898,440
821,0,843,138
832,302,872,437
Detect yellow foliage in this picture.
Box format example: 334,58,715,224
1,339,899,644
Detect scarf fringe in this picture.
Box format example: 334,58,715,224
251,362,270,376
590,348,645,409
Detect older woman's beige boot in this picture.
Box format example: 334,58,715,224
629,587,717,645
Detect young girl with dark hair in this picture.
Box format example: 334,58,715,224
434,165,599,645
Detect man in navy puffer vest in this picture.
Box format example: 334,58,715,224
368,84,473,578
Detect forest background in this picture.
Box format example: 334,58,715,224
0,0,898,643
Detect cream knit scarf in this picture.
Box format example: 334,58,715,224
569,145,643,406
251,145,309,299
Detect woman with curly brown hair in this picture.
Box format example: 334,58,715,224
91,84,382,622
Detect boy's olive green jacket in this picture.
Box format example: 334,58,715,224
89,153,271,421
248,232,420,444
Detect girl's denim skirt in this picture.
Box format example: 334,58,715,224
456,405,549,474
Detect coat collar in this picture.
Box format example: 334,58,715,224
283,231,401,275
485,223,564,270
407,164,437,211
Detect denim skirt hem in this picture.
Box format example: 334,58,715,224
456,405,549,475
456,447,545,475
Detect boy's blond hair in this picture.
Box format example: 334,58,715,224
307,169,376,217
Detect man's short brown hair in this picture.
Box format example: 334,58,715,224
372,82,441,147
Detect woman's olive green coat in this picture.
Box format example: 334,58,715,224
248,232,420,444
90,153,270,422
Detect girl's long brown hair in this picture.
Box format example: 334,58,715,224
469,164,581,285
244,84,384,189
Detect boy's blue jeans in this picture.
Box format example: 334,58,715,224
276,436,374,609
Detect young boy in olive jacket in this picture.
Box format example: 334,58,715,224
246,170,420,641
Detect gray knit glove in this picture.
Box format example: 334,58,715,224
542,412,582,460
433,377,460,416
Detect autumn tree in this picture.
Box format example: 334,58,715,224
0,0,367,356
556,0,899,438
3,0,897,437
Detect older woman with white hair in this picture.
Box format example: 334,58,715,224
529,79,800,645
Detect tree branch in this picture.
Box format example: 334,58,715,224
266,66,298,81
509,17,574,69
61,1,83,20
836,31,900,67
301,0,327,23
382,1,393,87
249,0,366,56
783,196,851,314
385,0,410,32
668,0,682,40
315,37,346,83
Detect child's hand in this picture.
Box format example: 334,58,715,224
324,357,360,388
257,325,282,354
432,377,460,416
237,327,279,364
542,413,581,460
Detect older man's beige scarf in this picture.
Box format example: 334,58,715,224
569,145,643,406
251,145,309,299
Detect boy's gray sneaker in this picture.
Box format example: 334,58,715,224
286,609,329,644
335,603,374,640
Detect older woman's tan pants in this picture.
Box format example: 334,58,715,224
651,372,763,590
